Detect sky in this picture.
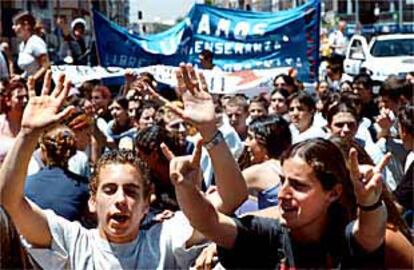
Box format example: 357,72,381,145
129,0,203,24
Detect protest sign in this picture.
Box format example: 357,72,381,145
51,65,290,97
93,0,320,82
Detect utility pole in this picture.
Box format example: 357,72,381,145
355,0,359,26
398,0,403,29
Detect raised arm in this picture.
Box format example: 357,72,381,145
142,63,248,213
349,149,390,252
169,141,238,249
0,71,73,247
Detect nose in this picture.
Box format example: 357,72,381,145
277,180,291,200
114,188,128,208
342,123,350,133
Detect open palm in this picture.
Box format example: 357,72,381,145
177,64,215,130
22,72,73,134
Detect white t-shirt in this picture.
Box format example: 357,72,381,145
289,123,327,144
26,210,205,269
328,30,347,56
17,35,47,78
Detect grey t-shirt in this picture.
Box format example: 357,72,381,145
27,210,204,269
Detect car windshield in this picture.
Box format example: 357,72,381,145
371,38,414,57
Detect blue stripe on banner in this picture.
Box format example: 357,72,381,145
93,0,320,82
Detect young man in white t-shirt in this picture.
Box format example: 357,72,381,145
0,68,248,269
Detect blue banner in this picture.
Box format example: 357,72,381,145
93,0,320,82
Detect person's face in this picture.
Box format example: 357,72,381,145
270,92,288,115
245,129,268,164
353,83,371,104
73,24,85,39
289,99,313,133
138,107,155,129
128,100,140,119
317,82,329,96
109,101,129,126
274,77,287,89
329,112,358,142
89,164,149,244
248,102,267,119
278,156,338,233
378,95,399,113
9,87,28,112
274,77,295,94
91,91,110,112
166,118,187,147
199,55,212,69
12,23,26,38
225,105,248,135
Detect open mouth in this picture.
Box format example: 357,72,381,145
110,213,130,224
280,203,297,213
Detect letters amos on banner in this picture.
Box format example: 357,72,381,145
93,0,320,82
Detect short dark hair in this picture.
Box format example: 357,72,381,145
200,49,213,60
111,96,129,111
225,95,249,112
12,11,36,29
398,104,414,135
287,91,316,112
89,150,151,198
353,73,373,90
326,102,358,125
379,75,410,102
248,115,291,159
249,95,269,110
271,88,289,99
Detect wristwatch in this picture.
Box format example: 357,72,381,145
203,130,224,150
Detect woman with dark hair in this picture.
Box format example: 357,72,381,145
12,11,49,93
273,74,297,94
269,88,289,119
107,96,136,149
288,91,326,143
243,115,292,210
24,125,89,222
174,138,393,268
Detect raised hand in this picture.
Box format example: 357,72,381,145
175,63,216,134
166,140,203,188
349,148,391,207
22,70,73,136
138,63,216,139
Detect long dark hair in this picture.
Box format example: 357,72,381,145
281,138,357,260
0,207,33,269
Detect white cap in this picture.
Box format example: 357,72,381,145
71,18,87,31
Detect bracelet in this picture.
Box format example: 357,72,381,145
203,130,224,150
357,199,384,211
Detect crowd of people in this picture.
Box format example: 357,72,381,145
0,10,413,269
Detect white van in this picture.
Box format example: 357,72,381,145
344,33,414,81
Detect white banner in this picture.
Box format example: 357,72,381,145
51,65,293,97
